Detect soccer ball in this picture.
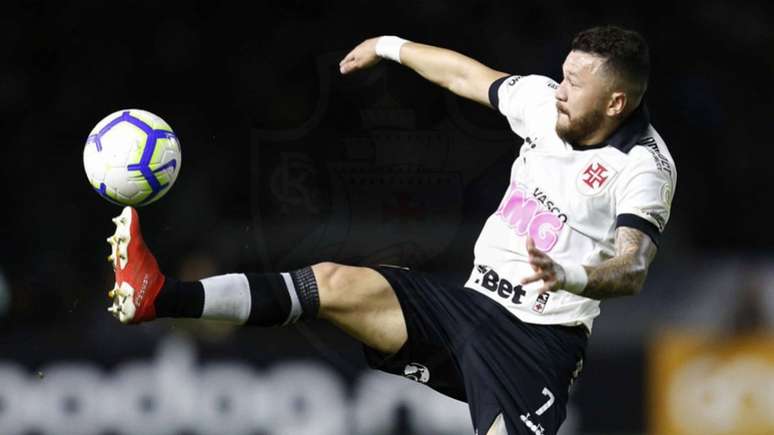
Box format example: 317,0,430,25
83,109,181,206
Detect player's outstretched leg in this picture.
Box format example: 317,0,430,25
105,207,407,355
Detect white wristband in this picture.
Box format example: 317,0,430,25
375,36,409,64
561,262,588,295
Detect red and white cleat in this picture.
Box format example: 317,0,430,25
106,206,165,324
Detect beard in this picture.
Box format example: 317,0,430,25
555,106,606,145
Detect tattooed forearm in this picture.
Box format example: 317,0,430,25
580,227,657,300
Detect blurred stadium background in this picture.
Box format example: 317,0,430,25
1,1,773,434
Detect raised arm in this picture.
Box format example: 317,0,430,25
339,37,508,107
521,226,658,300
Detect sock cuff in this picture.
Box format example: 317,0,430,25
290,267,320,321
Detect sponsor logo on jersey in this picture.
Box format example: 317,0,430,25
496,182,565,252
637,206,668,232
532,187,568,223
507,76,523,86
472,265,526,304
532,292,550,313
576,156,618,196
637,136,673,176
647,210,667,231
403,363,430,384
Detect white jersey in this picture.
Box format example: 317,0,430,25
463,74,677,332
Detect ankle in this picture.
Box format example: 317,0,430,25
154,277,204,318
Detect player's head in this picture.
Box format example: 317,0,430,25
555,25,650,144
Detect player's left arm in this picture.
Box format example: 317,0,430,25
578,226,656,299
523,142,676,299
521,227,657,299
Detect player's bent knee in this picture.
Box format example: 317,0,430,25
312,262,387,316
312,262,351,314
311,262,407,354
309,261,342,300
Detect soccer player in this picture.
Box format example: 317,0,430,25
106,26,676,435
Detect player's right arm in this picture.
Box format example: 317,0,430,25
339,37,508,108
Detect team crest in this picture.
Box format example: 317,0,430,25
576,156,617,196
532,292,550,313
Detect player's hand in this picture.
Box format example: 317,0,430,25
520,237,566,294
339,38,381,74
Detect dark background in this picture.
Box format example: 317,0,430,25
1,1,772,434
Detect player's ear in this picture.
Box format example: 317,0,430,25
606,91,627,117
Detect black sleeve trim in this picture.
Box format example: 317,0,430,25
615,213,661,248
488,75,510,110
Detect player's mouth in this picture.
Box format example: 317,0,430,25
556,103,569,118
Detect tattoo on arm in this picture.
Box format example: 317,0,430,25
581,227,657,300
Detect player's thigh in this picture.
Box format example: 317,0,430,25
312,262,407,355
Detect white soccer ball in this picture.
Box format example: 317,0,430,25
83,109,181,206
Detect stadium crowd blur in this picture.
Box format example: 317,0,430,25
1,1,772,434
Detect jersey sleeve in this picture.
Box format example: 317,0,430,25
614,158,676,247
488,74,558,138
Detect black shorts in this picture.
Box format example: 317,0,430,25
364,265,588,435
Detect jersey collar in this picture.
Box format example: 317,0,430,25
571,103,650,153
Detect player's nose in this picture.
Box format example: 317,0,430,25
555,80,568,101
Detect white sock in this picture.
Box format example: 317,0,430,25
200,273,252,323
